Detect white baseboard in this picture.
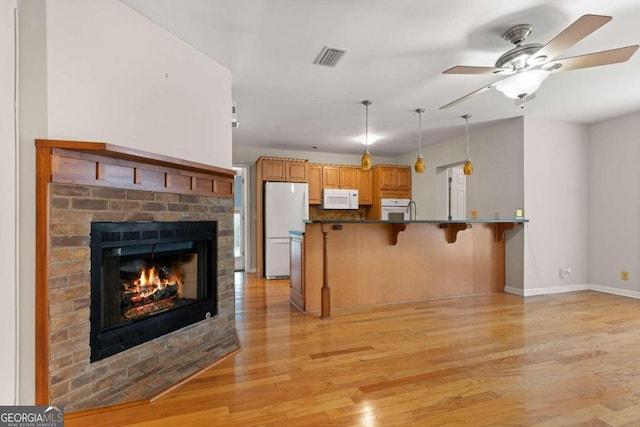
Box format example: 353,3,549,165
588,284,640,299
505,283,640,299
505,284,587,296
504,286,525,296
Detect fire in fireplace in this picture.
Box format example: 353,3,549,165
122,263,187,321
90,221,217,362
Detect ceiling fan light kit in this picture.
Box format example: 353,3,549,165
440,14,639,109
495,69,549,99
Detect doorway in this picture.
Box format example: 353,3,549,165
446,167,466,220
233,166,248,271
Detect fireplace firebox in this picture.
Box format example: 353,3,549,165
90,221,217,362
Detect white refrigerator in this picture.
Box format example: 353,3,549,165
265,182,309,279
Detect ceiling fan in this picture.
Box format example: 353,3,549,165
440,14,639,109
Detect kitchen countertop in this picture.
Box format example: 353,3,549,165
303,218,529,224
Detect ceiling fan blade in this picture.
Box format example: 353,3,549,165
439,81,500,110
544,45,639,73
533,14,612,63
443,65,509,75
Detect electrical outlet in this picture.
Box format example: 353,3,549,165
559,267,572,279
621,271,629,281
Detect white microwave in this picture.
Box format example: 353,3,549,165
322,189,359,209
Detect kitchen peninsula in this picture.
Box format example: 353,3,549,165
289,219,527,316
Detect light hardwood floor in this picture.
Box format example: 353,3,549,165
67,274,640,426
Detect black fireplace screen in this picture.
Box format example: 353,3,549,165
90,221,217,362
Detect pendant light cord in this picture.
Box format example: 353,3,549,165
418,110,423,157
365,102,369,153
464,115,470,160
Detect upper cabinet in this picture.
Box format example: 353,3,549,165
312,164,371,205
258,157,309,182
339,167,358,189
368,165,412,220
308,163,323,205
322,165,357,189
357,168,373,205
375,165,411,191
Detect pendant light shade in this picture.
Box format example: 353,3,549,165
463,159,473,176
361,151,372,170
361,100,373,170
462,114,473,176
414,108,425,173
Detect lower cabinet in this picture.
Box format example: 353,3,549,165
289,232,305,311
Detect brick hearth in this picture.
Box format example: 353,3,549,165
35,140,239,412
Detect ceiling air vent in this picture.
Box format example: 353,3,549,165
313,46,347,67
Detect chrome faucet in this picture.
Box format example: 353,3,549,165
407,200,417,221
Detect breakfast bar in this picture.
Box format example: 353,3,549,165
289,219,527,316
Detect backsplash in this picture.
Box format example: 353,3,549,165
309,206,369,220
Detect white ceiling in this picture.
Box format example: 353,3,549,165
122,0,640,157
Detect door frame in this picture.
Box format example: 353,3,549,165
232,166,249,272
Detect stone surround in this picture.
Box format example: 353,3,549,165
34,140,239,412
47,182,238,411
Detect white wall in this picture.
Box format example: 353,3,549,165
398,133,464,220
588,111,640,294
45,0,231,168
397,118,524,221
17,0,48,405
1,0,17,405
522,118,589,294
397,118,525,289
17,0,232,403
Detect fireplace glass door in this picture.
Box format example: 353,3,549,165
90,221,217,361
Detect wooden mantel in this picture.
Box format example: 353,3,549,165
35,139,235,405
35,139,235,197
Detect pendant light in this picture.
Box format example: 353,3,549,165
462,114,473,176
414,108,425,173
361,100,373,170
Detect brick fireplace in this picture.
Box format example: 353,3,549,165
35,140,239,412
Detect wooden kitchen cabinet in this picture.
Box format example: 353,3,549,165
322,165,340,189
339,167,358,189
287,161,308,182
322,165,358,189
258,157,309,182
368,164,412,219
308,163,323,204
357,168,372,205
376,165,411,191
395,167,411,190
